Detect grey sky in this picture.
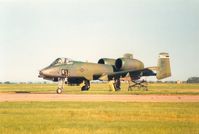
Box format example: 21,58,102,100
0,0,199,82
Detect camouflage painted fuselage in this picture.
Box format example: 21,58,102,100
39,53,171,86
39,58,144,85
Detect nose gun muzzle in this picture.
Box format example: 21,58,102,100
38,70,44,78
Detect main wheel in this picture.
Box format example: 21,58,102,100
57,88,63,94
81,86,90,91
81,80,90,91
81,86,86,91
113,83,121,91
114,80,121,91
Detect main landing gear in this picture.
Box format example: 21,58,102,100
109,79,121,91
81,80,90,91
128,80,148,91
114,79,121,91
57,78,65,94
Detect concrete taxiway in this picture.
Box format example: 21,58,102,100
0,93,199,102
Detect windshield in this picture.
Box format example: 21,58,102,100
50,58,73,66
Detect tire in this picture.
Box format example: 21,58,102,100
81,86,86,91
81,86,89,91
113,83,121,91
57,88,63,94
114,80,121,91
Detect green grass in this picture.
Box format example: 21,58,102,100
0,102,199,134
0,83,199,95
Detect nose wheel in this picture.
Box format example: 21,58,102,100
57,88,63,94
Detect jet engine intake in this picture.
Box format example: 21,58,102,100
98,58,116,66
115,58,144,71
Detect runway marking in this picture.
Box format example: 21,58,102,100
0,94,199,102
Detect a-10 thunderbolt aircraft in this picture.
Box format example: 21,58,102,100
39,53,171,94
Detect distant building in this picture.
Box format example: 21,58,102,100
176,80,182,84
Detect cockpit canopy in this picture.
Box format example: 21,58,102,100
50,58,73,66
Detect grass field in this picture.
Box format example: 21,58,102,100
1,84,199,134
0,83,199,95
0,102,199,134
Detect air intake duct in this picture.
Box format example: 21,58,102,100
98,58,116,66
115,58,144,71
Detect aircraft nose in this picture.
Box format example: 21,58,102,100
39,67,59,78
39,68,49,77
39,70,43,75
38,70,44,77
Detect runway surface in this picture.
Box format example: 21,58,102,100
0,93,199,102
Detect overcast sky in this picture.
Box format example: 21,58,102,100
0,0,199,82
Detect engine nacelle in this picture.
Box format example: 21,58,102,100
98,58,116,66
115,58,144,71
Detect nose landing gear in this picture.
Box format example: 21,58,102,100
56,78,65,94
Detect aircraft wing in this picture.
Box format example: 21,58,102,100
99,67,157,81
